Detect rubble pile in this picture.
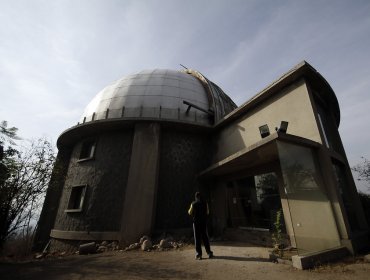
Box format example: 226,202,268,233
124,235,192,252
76,241,120,255
35,235,192,259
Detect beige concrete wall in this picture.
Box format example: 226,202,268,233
277,141,341,254
215,79,322,162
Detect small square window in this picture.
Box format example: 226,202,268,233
78,139,96,161
65,185,87,213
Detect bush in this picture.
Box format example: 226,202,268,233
0,230,35,258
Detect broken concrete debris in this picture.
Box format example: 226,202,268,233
125,235,190,252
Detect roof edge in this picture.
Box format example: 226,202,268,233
215,61,340,129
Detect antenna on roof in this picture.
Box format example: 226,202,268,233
180,64,188,70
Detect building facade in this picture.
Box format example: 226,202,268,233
34,62,369,256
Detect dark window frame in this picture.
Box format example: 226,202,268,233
77,139,96,162
65,185,87,213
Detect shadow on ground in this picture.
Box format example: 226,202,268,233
0,253,200,280
212,256,270,262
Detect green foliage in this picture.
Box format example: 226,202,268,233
272,208,284,258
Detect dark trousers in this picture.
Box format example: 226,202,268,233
193,222,211,256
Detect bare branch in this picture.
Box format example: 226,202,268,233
0,137,55,247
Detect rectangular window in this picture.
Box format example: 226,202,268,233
318,113,330,148
65,185,87,213
78,139,96,161
314,95,343,153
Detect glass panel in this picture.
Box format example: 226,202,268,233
226,174,282,230
278,142,341,255
315,100,343,154
318,113,330,148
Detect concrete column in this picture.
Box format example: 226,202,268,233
119,123,160,245
316,147,349,239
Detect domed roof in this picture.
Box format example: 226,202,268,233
80,69,236,126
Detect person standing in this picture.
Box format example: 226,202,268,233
188,192,213,260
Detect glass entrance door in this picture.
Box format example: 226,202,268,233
277,142,341,255
226,174,282,230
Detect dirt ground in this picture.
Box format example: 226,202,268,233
0,242,369,280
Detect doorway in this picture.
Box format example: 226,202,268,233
226,172,283,230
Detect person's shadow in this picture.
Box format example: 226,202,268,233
212,256,270,262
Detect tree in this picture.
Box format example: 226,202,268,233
0,120,21,183
0,120,21,146
0,135,55,249
352,157,370,190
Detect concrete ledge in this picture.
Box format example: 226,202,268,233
50,229,119,241
292,246,348,269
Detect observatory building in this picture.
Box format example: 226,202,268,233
34,61,368,260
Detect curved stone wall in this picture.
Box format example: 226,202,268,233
53,130,133,232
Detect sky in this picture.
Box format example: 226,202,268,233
0,0,369,191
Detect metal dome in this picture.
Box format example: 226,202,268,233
80,69,236,126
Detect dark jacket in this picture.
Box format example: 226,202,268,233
188,199,209,224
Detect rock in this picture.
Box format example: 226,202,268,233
159,239,171,249
35,253,45,259
126,243,140,251
139,236,149,244
79,242,97,255
141,239,152,251
101,241,108,246
110,241,119,250
364,254,370,263
97,245,108,253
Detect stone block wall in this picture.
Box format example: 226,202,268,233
155,129,211,230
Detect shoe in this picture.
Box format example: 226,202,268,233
195,255,202,260
208,252,214,259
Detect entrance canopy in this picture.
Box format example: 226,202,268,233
200,132,342,255
199,132,320,179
